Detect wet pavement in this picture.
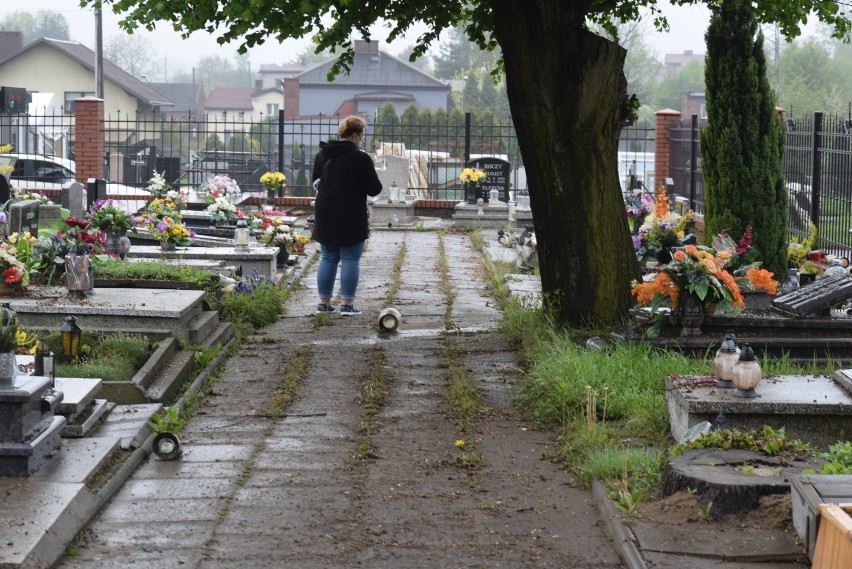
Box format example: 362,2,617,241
57,230,622,569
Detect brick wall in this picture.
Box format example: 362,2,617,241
74,97,104,183
654,109,682,194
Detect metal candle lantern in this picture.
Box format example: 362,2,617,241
60,315,82,362
233,219,250,251
714,333,739,389
732,344,762,398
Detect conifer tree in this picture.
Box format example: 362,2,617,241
701,0,786,277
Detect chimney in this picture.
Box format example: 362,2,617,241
284,77,300,120
0,32,24,57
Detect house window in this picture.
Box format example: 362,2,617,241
222,111,228,120
238,111,245,120
700,104,708,120
64,92,95,113
266,103,279,115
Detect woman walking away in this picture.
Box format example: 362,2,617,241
312,115,382,315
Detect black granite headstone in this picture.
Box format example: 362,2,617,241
467,157,510,203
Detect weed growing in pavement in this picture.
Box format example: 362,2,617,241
387,237,407,305
697,501,714,522
268,347,311,416
313,312,334,328
147,406,185,433
436,232,455,329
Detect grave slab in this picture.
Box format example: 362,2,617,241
125,245,277,280
665,374,852,447
54,377,102,416
61,399,111,437
9,288,206,340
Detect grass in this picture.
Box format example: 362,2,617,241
48,332,151,382
476,242,839,502
436,232,455,329
386,238,407,305
93,257,213,286
219,275,289,336
269,347,311,415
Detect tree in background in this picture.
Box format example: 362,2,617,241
701,0,786,278
593,16,665,123
80,0,851,328
777,39,843,118
651,60,705,113
105,32,156,79
0,10,70,44
196,54,253,95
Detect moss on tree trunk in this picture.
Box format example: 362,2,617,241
492,0,640,327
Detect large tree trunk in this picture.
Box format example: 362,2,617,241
492,0,640,327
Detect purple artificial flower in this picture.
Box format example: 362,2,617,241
632,235,642,250
156,222,168,232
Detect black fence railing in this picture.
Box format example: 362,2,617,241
1,109,527,201
669,115,706,215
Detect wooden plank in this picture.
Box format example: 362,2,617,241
812,504,852,569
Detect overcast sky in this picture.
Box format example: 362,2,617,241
2,1,803,82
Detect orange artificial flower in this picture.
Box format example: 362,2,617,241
654,190,669,220
673,250,686,261
746,268,779,295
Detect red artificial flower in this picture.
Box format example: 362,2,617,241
736,226,753,255
3,267,22,285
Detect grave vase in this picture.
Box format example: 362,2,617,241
64,254,90,300
160,241,176,252
104,230,130,259
276,247,289,268
679,292,704,337
0,351,18,386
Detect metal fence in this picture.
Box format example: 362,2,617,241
618,120,656,193
1,109,527,201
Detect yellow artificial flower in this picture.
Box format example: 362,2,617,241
454,439,466,448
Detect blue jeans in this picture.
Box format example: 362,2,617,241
316,241,365,301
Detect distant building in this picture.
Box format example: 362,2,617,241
147,82,206,120
664,50,706,77
0,35,172,117
257,63,308,91
283,40,450,119
682,92,707,120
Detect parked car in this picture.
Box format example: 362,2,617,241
7,153,151,212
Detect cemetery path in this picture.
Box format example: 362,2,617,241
58,231,622,569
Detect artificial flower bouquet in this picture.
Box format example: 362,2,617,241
260,171,286,193
624,188,654,221
205,196,239,224
0,247,29,290
459,167,486,185
632,191,694,261
258,223,294,249
137,215,194,247
710,227,779,294
146,171,187,208
59,216,105,255
202,175,241,202
88,199,135,234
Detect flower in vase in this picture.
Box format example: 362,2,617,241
260,171,286,193
205,196,239,224
203,175,241,201
459,167,486,184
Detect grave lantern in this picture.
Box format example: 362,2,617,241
732,343,761,398
713,333,738,389
34,340,55,385
60,315,82,362
233,219,249,251
389,181,399,203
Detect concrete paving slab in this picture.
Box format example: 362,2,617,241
117,478,234,500
97,497,224,523
96,403,161,449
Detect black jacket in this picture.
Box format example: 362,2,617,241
311,140,382,247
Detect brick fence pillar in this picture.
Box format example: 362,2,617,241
74,97,104,183
654,108,682,194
